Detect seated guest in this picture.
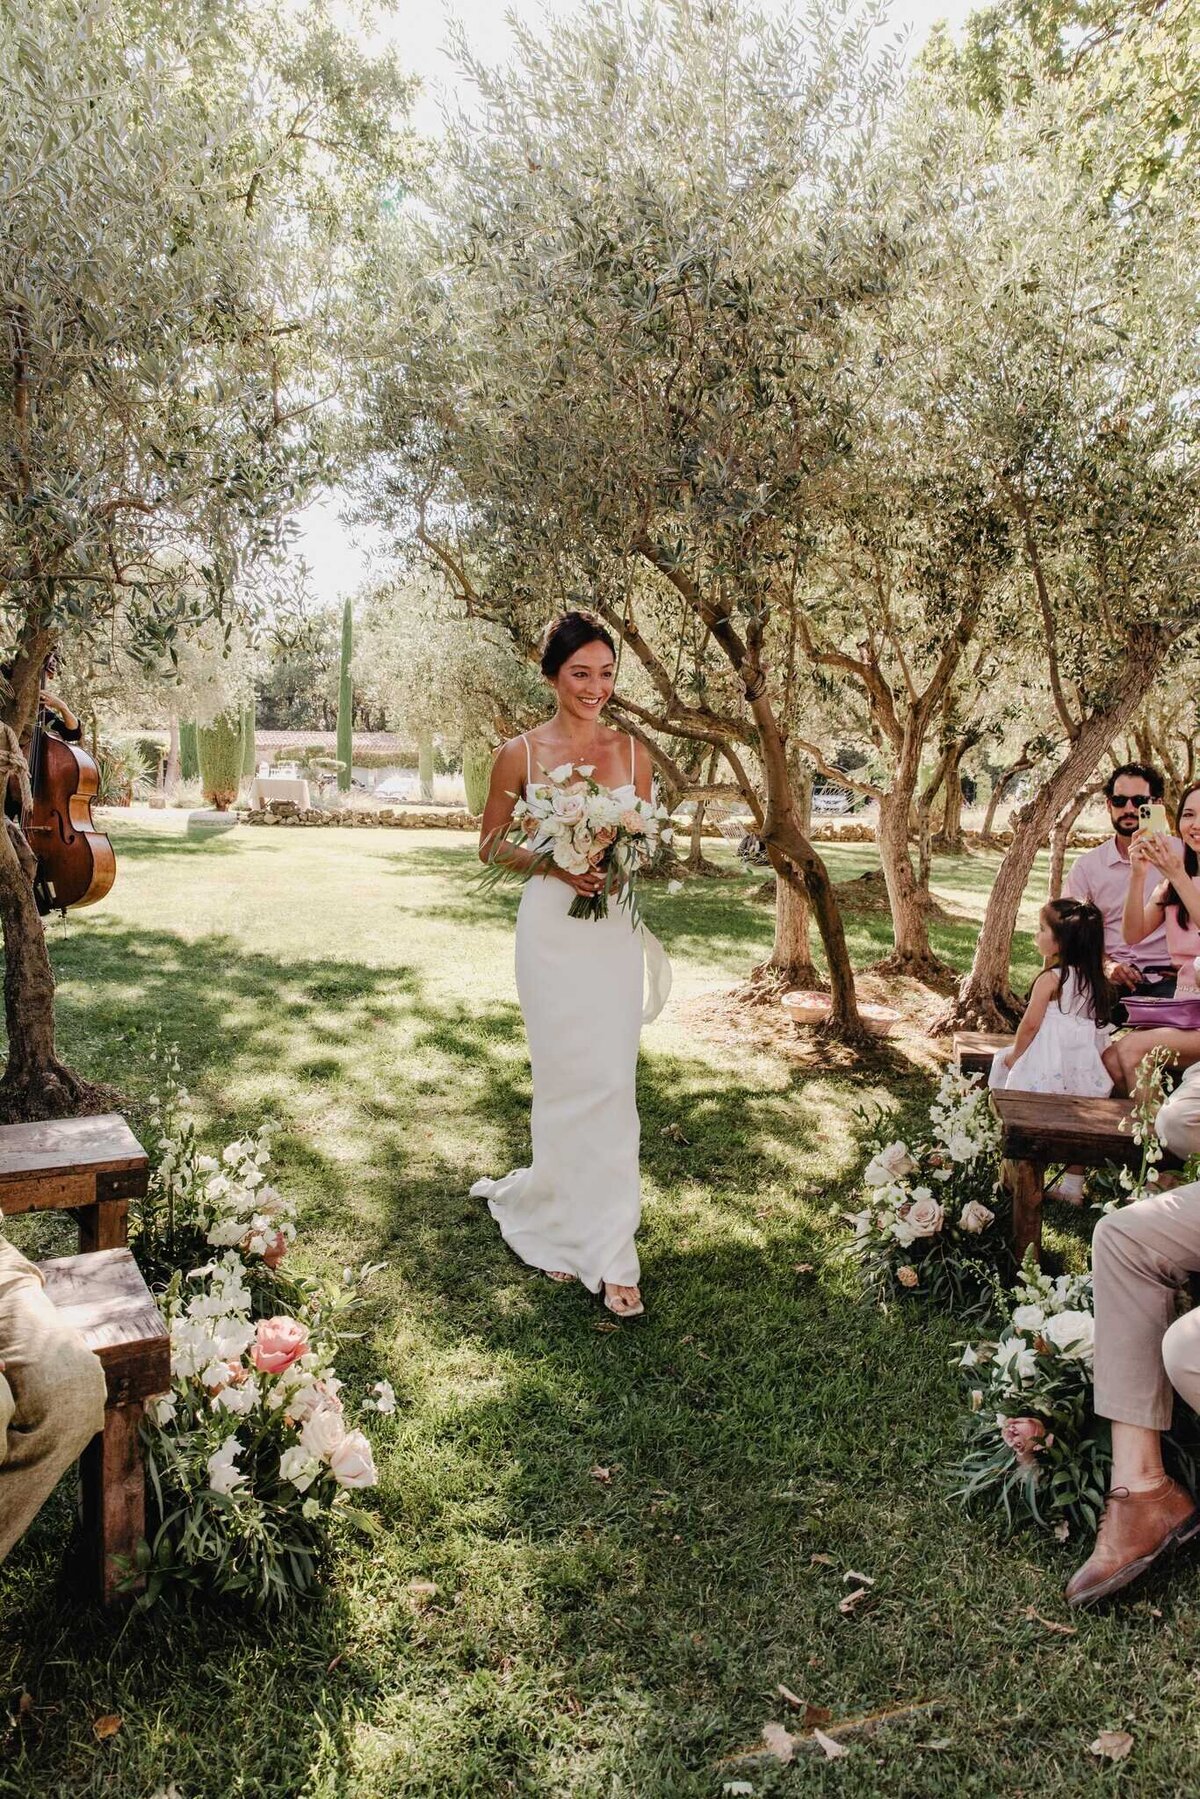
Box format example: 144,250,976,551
1113,782,1200,1098
0,1236,106,1564
1065,763,1178,1005
1072,1076,1200,1606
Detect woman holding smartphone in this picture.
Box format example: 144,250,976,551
1116,783,1200,1091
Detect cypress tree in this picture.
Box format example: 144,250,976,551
337,597,353,794
179,720,199,782
197,712,245,811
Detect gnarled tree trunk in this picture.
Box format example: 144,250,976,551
752,764,817,992
1048,785,1093,901
875,770,955,986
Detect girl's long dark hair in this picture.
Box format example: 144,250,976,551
1164,784,1200,928
1044,897,1112,1025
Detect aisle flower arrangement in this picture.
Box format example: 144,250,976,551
131,1038,392,1607
844,1067,1008,1310
949,1262,1106,1536
484,761,671,920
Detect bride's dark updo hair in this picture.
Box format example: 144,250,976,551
539,610,616,679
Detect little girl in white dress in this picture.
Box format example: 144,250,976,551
989,897,1119,1100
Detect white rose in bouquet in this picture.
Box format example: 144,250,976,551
864,1141,917,1187
904,1189,945,1238
1011,1304,1046,1334
959,1201,995,1235
551,835,590,876
1042,1310,1095,1363
328,1430,378,1489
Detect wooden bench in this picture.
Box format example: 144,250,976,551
39,1248,170,1605
953,1031,1014,1077
0,1114,147,1251
991,1090,1181,1266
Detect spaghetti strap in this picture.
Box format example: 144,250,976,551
628,734,636,783
521,733,532,793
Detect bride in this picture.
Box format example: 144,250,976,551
471,611,658,1319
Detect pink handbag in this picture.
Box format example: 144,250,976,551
1121,995,1200,1030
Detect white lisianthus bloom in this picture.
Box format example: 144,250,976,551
959,1201,995,1235
206,1435,247,1495
215,1375,261,1416
150,1392,178,1427
1042,1310,1095,1363
279,1445,321,1493
851,1210,873,1238
546,763,574,783
301,1497,322,1520
370,1380,397,1415
960,1344,978,1368
195,1154,219,1174
890,1214,918,1247
206,1217,245,1248
1011,1304,1046,1334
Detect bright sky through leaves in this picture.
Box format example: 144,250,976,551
300,0,979,601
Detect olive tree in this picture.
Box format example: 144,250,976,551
0,0,412,1116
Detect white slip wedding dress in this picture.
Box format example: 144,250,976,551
470,734,671,1293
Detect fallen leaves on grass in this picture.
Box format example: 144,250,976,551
593,1319,620,1334
590,1465,612,1484
813,1729,849,1760
406,1579,438,1608
92,1715,122,1741
1023,1606,1076,1636
776,1688,831,1728
838,1586,871,1616
810,1552,836,1566
793,1262,815,1274
1090,1731,1134,1762
843,1570,874,1586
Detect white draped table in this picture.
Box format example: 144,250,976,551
249,776,311,809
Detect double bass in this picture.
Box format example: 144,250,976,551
23,663,115,917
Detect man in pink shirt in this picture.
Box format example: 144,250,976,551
1065,763,1178,1010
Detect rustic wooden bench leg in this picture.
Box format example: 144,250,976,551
80,1402,146,1604
78,1198,128,1253
1007,1157,1044,1268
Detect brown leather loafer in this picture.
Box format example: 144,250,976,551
1066,1475,1200,1608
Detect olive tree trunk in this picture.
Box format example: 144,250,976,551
874,738,955,984
947,669,1159,1031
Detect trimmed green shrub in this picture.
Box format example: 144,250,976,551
197,711,245,811
462,741,493,816
179,721,199,782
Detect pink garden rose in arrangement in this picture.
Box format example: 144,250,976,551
134,1040,396,1608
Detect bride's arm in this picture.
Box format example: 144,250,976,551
479,741,540,872
478,742,603,895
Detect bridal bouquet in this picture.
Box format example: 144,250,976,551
490,762,672,921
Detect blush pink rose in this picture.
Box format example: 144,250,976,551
619,809,647,835
1000,1415,1049,1467
252,1315,309,1374
328,1429,378,1489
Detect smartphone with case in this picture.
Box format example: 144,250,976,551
1139,802,1169,836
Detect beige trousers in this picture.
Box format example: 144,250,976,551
1158,1061,1200,1160
1093,1185,1200,1430
0,1238,107,1562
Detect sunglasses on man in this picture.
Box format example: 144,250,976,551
1108,793,1152,811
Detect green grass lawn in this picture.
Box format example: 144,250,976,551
1,819,1192,1798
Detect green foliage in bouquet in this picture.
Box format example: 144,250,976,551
843,1068,1011,1314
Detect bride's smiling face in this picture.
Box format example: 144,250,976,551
552,640,615,721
